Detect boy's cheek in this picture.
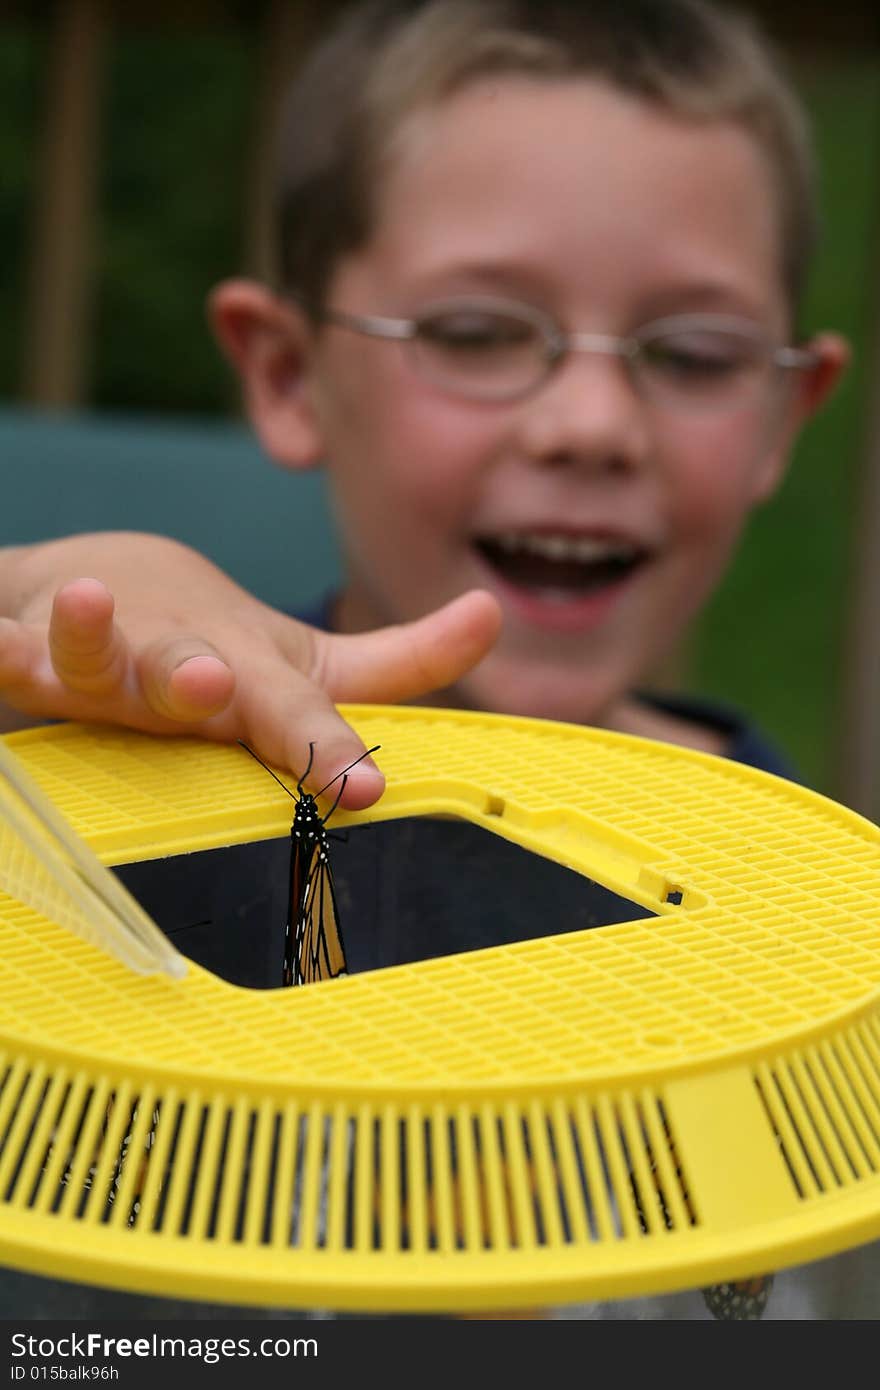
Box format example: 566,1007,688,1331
334,450,473,537
745,444,793,506
671,437,785,528
331,387,490,484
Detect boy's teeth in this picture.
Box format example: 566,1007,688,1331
478,530,646,598
495,532,638,563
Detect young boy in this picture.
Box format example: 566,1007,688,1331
0,0,870,1318
0,0,847,791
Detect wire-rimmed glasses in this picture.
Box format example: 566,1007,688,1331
318,295,817,413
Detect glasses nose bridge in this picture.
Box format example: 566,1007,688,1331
526,327,652,461
566,330,631,358
550,329,639,392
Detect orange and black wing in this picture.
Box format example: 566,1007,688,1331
284,833,311,987
290,840,348,986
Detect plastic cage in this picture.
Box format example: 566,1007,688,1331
0,706,879,1312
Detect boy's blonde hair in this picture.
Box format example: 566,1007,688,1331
277,0,815,319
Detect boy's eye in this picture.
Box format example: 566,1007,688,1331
415,311,537,354
640,332,759,379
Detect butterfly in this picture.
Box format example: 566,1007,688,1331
238,740,380,986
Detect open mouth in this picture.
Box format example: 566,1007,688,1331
475,532,648,596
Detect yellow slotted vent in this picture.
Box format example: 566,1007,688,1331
754,1021,880,1199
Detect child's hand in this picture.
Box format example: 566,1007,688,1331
0,534,501,808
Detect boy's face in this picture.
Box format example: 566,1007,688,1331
227,78,845,727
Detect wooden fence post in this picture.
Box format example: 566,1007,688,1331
243,0,330,286
20,0,108,410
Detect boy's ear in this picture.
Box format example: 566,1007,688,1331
793,331,851,421
208,279,324,470
752,331,850,501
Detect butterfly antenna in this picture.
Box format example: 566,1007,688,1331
237,740,297,801
315,745,381,799
324,773,349,823
297,741,315,795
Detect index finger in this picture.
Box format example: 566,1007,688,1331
209,645,386,812
237,591,501,807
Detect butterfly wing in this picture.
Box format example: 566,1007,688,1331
284,830,313,987
300,852,347,984
289,832,348,986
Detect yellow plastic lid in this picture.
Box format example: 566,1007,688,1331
0,706,879,1311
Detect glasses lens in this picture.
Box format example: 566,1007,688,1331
635,323,774,412
410,307,545,398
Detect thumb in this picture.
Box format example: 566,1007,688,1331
318,590,502,703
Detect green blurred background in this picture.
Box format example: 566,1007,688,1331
696,57,880,793
1,1,879,798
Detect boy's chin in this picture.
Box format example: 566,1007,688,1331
447,657,628,730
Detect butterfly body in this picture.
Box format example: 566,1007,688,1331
239,740,379,988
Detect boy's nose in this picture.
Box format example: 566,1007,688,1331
516,351,652,474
